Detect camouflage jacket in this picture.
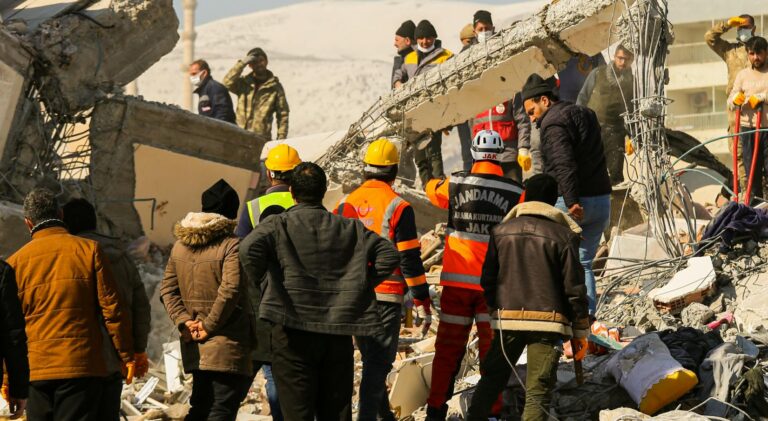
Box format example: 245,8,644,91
223,61,289,140
705,21,749,96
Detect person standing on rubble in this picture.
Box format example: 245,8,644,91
729,36,768,205
522,73,612,316
333,139,432,421
465,174,590,421
0,259,29,420
457,23,476,172
577,44,635,186
62,198,152,421
394,20,453,186
707,14,756,193
160,179,254,421
8,188,134,421
239,162,399,421
189,59,236,124
235,144,302,421
223,47,289,140
392,20,418,187
424,130,524,421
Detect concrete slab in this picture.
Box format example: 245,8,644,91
0,200,28,259
0,0,88,30
605,233,670,273
0,29,33,172
389,353,434,419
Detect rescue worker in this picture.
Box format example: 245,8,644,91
223,47,289,140
707,14,756,193
236,144,301,238
235,144,301,421
333,139,432,421
394,20,453,185
424,130,524,421
189,59,236,124
729,36,768,205
465,174,590,421
467,10,532,182
577,45,635,185
459,23,474,47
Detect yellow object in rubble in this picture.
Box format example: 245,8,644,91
639,368,698,415
364,138,400,166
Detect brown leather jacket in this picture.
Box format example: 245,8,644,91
480,202,590,338
160,213,253,376
8,225,133,381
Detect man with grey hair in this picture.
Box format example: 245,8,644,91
8,188,134,421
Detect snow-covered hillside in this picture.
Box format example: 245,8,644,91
137,0,545,138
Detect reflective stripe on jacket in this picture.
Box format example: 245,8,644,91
334,180,428,302
426,162,523,291
246,191,295,227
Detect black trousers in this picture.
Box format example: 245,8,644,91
97,372,123,421
356,301,401,421
186,370,253,421
270,324,354,421
27,377,103,421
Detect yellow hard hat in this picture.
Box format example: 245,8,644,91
363,138,399,166
265,144,301,172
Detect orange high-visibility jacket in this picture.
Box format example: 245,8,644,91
334,180,429,303
426,162,523,291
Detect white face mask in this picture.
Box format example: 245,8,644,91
738,28,753,43
417,44,435,54
190,75,201,88
476,31,493,43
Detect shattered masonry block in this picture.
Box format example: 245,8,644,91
648,257,716,314
31,0,179,113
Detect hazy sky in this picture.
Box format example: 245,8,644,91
173,0,528,25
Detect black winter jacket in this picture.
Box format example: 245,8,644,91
0,261,29,399
195,76,236,124
239,203,400,336
538,101,612,207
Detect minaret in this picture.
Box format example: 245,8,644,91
181,0,197,110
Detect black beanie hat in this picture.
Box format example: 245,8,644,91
396,20,416,40
201,179,240,220
415,20,437,39
247,47,267,60
473,10,493,26
523,174,559,206
521,73,554,102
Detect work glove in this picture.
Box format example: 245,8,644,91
625,138,635,155
121,360,135,385
748,93,766,109
413,298,432,336
134,352,149,379
570,337,589,362
517,148,532,172
728,92,747,110
727,16,749,28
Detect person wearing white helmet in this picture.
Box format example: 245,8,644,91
424,130,523,421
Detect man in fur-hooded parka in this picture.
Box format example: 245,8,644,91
160,180,254,419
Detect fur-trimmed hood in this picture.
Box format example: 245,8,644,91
173,212,237,247
503,201,582,234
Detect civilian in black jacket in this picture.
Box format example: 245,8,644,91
0,260,29,419
189,59,236,124
239,163,399,421
521,73,611,316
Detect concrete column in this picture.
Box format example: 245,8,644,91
181,0,197,111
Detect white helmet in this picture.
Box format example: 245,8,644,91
471,130,504,162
